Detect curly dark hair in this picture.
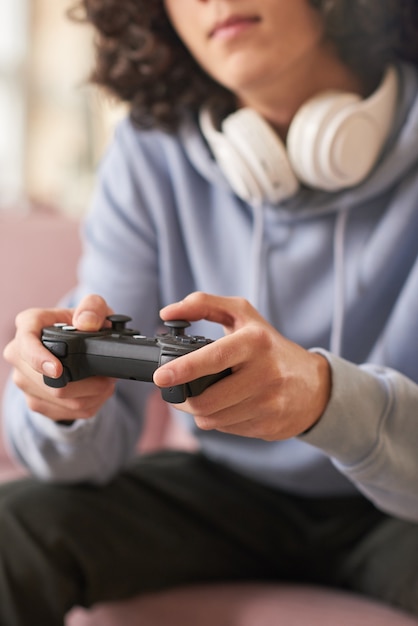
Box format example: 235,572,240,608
72,0,418,131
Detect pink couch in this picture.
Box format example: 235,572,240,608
1,211,417,625
0,211,82,480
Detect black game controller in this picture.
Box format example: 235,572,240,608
41,315,231,403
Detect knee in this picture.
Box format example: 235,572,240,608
0,479,77,544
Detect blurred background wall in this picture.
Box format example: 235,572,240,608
0,0,124,217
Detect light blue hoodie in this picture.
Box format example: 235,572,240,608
3,63,418,521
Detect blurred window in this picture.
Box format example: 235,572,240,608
0,1,124,216
0,0,29,208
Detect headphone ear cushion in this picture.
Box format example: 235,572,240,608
201,68,397,199
200,107,299,204
199,108,264,202
287,67,398,190
287,92,365,189
222,109,299,203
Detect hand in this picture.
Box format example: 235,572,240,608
3,294,116,422
154,292,331,440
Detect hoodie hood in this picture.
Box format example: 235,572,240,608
179,62,418,222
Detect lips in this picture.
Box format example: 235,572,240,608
209,14,260,39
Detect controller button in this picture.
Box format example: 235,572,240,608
53,323,67,328
160,355,176,366
62,325,77,331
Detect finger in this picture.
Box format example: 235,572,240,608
209,416,268,439
154,323,267,390
183,372,252,419
41,375,117,401
4,308,75,378
175,383,260,436
184,358,272,423
72,294,113,331
186,379,285,439
13,361,115,400
15,307,74,335
3,335,59,380
18,374,116,421
24,390,111,421
153,332,241,389
160,292,255,330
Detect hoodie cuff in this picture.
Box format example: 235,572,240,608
300,349,391,467
30,410,99,443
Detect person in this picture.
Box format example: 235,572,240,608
1,0,418,623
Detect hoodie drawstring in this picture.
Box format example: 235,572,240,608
250,199,349,357
331,206,350,356
249,199,264,307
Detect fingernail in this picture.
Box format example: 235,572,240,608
154,368,175,387
75,311,101,330
42,361,57,378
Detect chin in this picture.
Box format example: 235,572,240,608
214,60,269,95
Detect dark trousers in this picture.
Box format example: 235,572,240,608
0,450,417,626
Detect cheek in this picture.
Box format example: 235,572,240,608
164,1,201,52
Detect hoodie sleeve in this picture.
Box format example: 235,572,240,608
1,120,166,484
2,375,152,484
301,349,418,522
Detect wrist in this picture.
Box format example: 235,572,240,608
307,352,332,431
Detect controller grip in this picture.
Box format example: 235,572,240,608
187,367,231,397
161,367,231,403
42,338,72,387
43,368,71,388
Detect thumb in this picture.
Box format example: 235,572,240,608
72,294,113,331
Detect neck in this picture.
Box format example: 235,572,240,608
237,44,367,141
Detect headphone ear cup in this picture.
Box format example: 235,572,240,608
221,109,299,203
287,66,398,190
199,108,265,202
200,67,397,199
200,108,299,204
287,92,362,189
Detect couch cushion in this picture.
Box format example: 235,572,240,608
0,211,81,477
66,583,418,625
0,211,81,395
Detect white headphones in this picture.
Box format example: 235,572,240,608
199,66,398,204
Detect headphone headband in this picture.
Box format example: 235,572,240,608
200,66,398,203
